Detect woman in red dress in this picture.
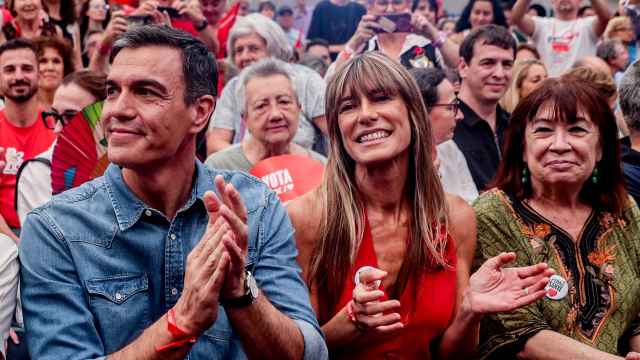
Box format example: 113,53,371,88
287,51,554,359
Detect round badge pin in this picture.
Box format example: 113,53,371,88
544,274,569,300
354,266,381,289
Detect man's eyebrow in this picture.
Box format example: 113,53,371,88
131,79,169,93
105,79,169,93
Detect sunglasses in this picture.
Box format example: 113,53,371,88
42,110,77,130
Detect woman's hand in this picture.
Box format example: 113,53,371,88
465,252,554,315
102,11,128,45
412,12,438,40
627,352,640,360
350,267,403,335
345,14,380,53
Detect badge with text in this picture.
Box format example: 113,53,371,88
545,274,569,300
250,154,324,202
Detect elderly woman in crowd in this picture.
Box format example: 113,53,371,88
330,0,459,78
473,75,640,359
34,36,74,109
410,67,477,203
500,59,547,113
206,59,325,172
287,52,553,359
207,13,327,154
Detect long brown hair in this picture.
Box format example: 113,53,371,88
492,76,628,214
310,52,449,323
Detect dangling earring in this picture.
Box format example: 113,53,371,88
591,167,599,185
522,165,530,184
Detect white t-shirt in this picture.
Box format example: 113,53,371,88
532,16,598,77
16,144,53,225
0,234,18,358
437,140,478,204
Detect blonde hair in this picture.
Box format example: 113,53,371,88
604,16,632,40
310,52,449,321
501,59,546,113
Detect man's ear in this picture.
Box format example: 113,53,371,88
458,59,469,80
190,95,216,134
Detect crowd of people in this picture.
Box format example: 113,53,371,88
2,0,640,359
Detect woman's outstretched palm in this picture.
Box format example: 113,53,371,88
468,252,554,314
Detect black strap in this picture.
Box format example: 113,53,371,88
14,157,51,211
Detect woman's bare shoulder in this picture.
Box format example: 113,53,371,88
287,188,324,243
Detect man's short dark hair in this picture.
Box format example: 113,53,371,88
305,38,329,52
0,38,37,60
459,24,516,64
259,1,276,12
110,25,217,104
409,67,446,109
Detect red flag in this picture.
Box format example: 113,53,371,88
216,2,240,59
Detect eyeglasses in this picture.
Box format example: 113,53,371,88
42,110,77,130
374,0,406,7
430,97,460,116
89,3,109,11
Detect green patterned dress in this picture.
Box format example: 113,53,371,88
473,189,640,359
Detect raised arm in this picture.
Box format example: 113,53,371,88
511,0,536,36
591,0,611,37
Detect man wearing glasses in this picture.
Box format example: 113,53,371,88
0,38,54,242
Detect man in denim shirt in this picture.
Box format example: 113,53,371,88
19,26,327,360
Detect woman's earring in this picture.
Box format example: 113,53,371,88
522,166,530,185
591,167,599,185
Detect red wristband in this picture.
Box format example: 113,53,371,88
155,308,197,352
98,42,112,56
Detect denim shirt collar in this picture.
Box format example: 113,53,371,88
104,161,215,231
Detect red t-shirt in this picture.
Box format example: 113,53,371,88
0,110,55,228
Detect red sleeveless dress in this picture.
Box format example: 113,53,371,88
326,214,457,359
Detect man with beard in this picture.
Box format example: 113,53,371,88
510,0,610,77
0,39,54,241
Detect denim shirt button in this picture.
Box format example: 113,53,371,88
171,288,178,296
170,234,176,240
144,210,152,217
115,292,123,301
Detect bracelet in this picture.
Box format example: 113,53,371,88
433,31,447,49
346,301,367,332
98,42,112,56
155,308,197,352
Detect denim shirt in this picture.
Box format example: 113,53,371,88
19,161,327,360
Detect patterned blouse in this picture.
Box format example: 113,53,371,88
473,189,640,359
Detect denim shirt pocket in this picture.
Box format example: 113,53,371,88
84,273,152,352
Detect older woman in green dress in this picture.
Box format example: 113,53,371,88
473,75,640,359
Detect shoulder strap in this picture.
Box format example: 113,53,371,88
14,157,51,211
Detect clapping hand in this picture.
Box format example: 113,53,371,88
626,352,640,360
349,268,403,335
173,191,234,336
465,252,554,315
209,175,250,300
